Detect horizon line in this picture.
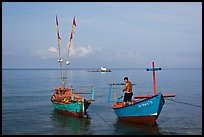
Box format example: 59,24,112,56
2,67,202,70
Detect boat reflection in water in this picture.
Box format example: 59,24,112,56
112,119,163,135
50,110,91,135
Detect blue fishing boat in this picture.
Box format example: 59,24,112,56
108,62,175,126
112,93,165,126
50,15,94,117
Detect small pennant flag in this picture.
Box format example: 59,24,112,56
56,15,59,26
69,32,73,41
68,16,77,48
58,32,61,40
73,16,77,26
56,15,59,33
56,15,61,40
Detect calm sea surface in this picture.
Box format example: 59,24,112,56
2,68,202,135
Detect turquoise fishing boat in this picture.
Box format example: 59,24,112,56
108,62,175,126
51,86,94,117
53,100,91,115
50,15,94,117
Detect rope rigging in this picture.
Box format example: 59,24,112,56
165,98,202,108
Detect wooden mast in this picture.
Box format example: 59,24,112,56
65,16,76,87
147,61,161,95
56,15,62,88
134,62,176,99
152,62,157,95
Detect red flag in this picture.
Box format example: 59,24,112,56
56,15,58,26
56,15,61,39
73,16,76,26
58,32,61,40
69,32,73,41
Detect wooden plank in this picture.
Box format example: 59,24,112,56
162,94,176,97
134,93,176,99
134,95,152,99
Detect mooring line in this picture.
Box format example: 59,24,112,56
92,108,119,134
166,98,202,108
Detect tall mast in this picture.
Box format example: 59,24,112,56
146,62,161,95
56,15,63,88
152,62,157,95
65,16,77,87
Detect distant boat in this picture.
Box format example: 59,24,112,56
88,67,111,72
51,15,95,118
108,62,175,126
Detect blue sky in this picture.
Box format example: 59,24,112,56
2,2,202,68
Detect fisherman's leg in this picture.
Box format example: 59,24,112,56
123,93,128,104
127,93,133,105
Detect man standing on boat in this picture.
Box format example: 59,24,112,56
122,77,133,105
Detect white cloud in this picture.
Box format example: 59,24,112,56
32,45,100,60
32,46,58,59
48,46,58,53
70,45,100,57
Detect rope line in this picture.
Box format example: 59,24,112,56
166,98,202,108
92,108,118,134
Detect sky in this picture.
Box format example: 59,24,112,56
2,2,202,68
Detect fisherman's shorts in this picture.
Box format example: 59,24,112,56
124,92,133,102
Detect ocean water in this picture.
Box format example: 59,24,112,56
2,68,202,135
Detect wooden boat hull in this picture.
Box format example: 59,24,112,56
52,100,91,117
112,93,165,126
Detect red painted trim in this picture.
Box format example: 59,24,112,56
55,109,81,117
118,115,158,126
